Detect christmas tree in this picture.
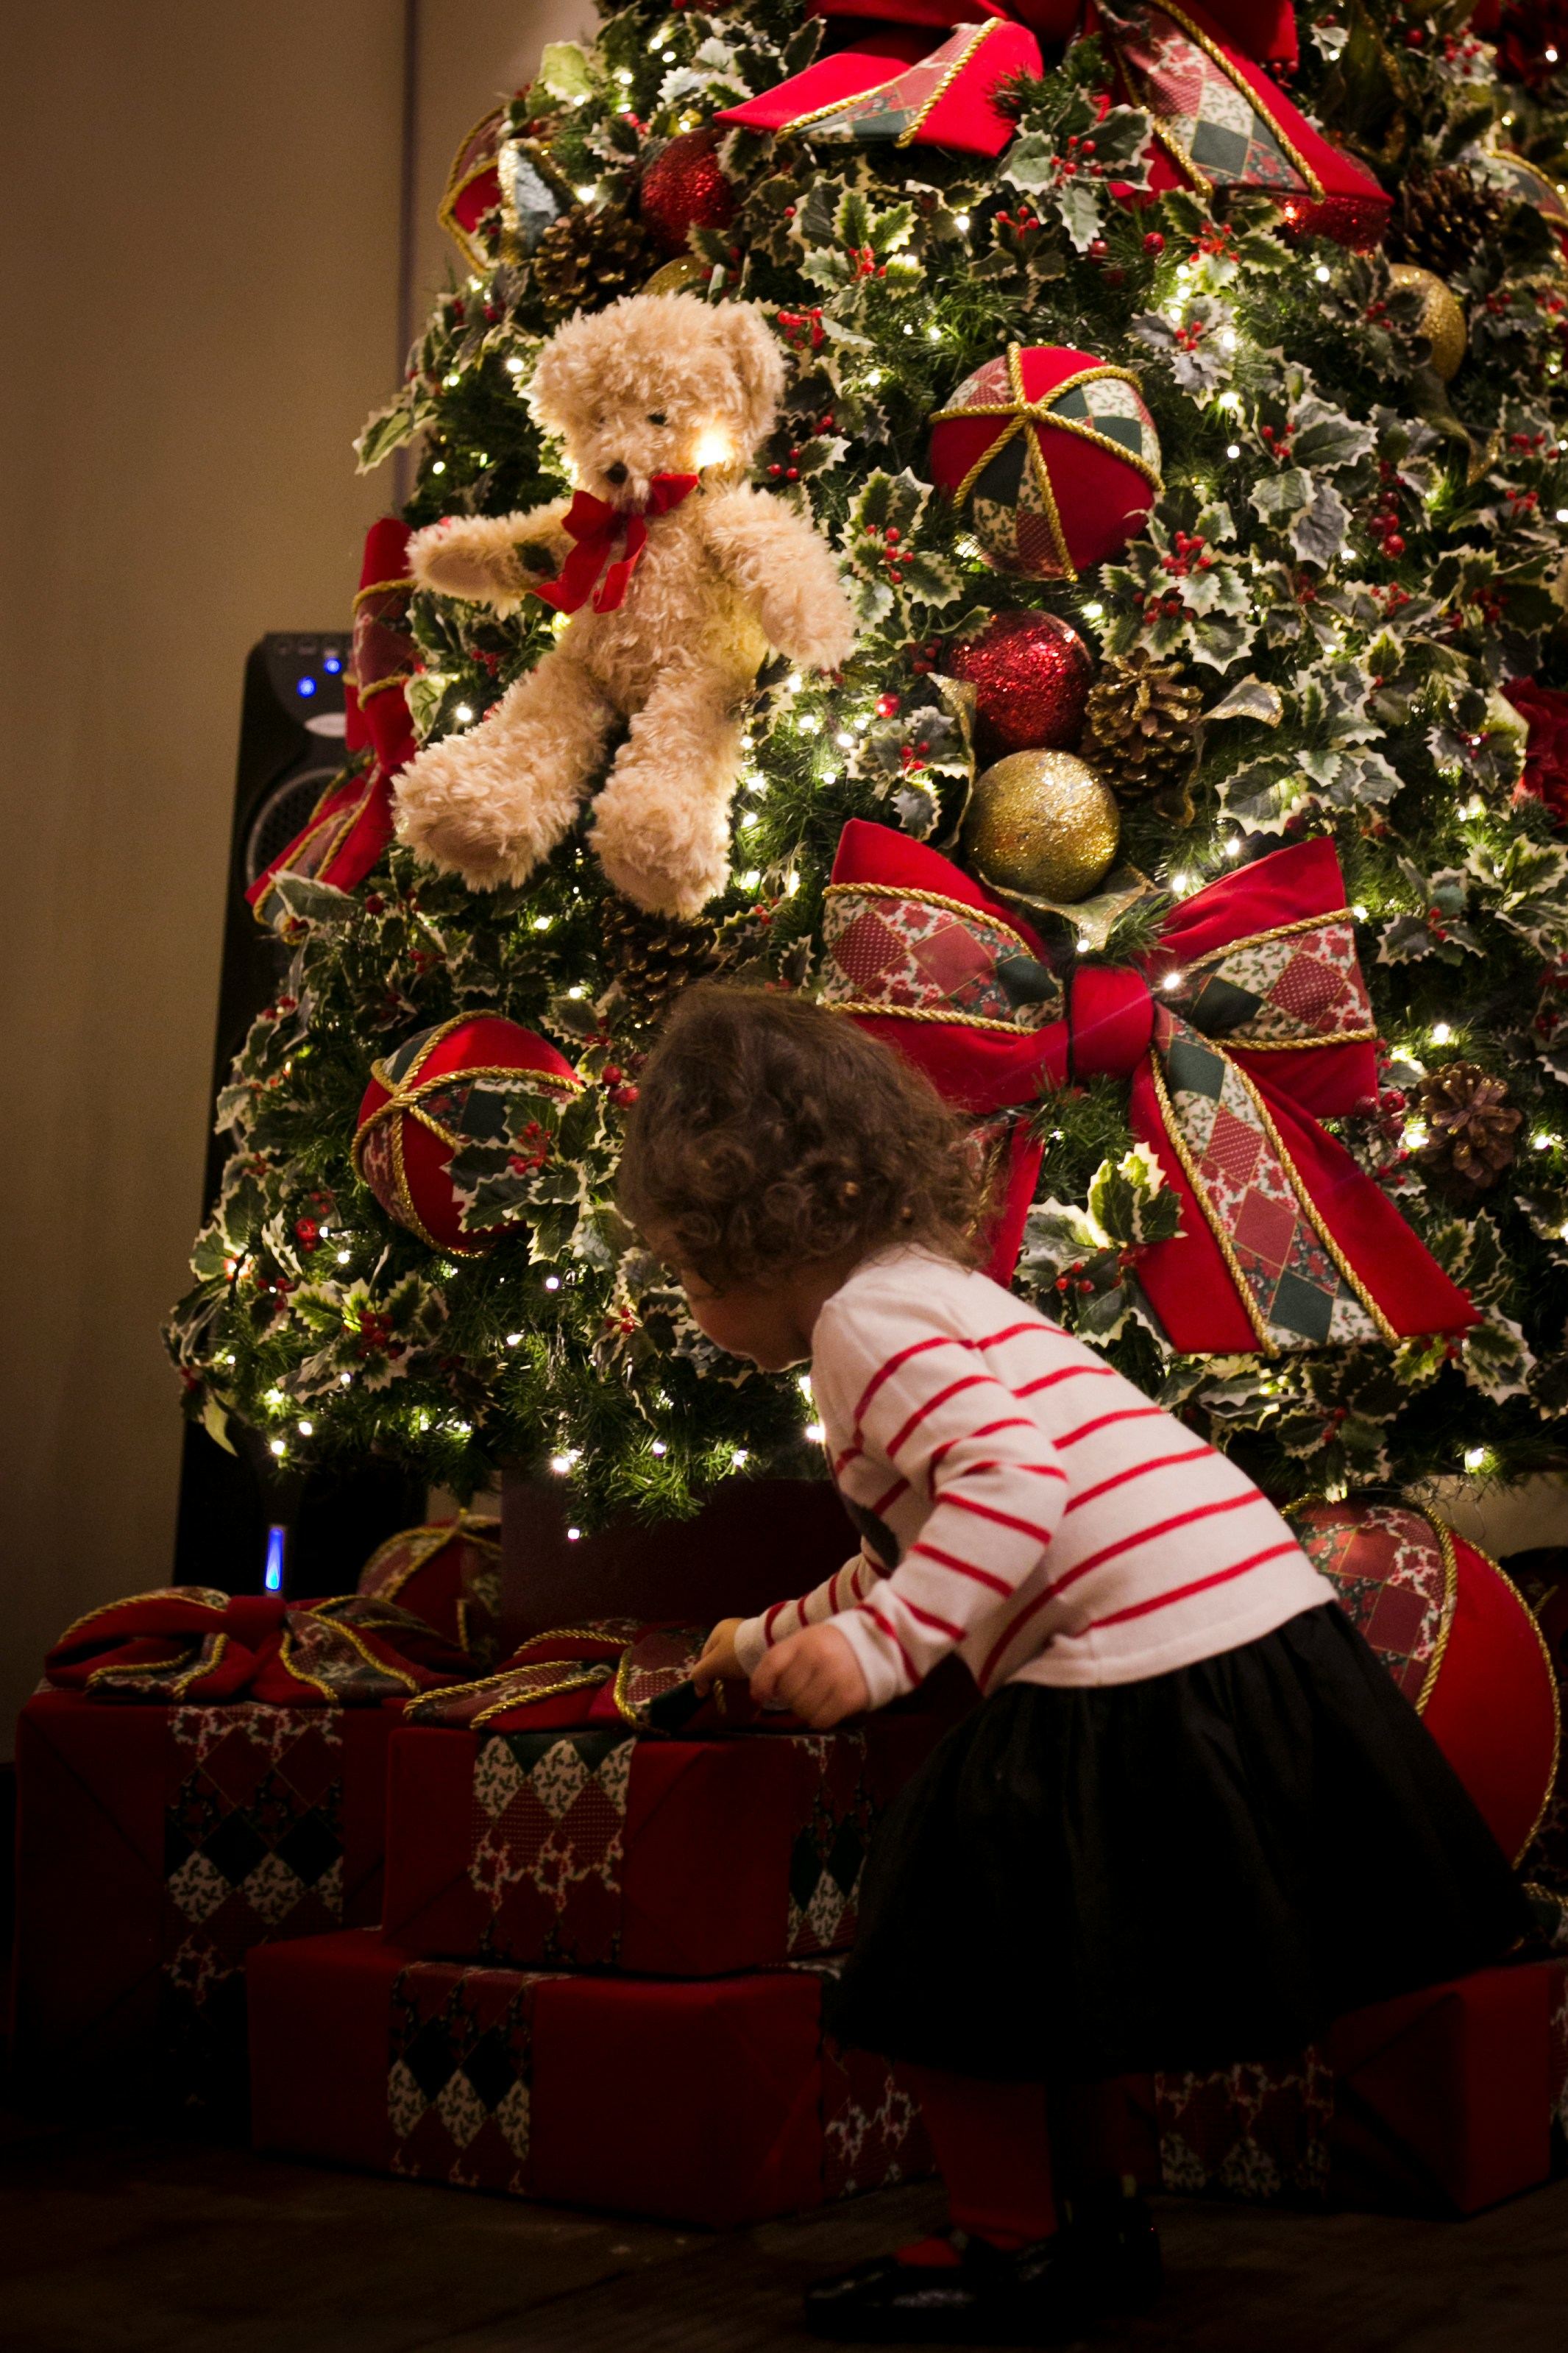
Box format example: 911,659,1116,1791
169,0,1568,1532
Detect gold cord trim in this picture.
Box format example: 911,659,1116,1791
1221,1030,1379,1051
402,1660,611,1724
85,1649,196,1691
1226,1058,1400,1345
352,576,414,608
824,997,1044,1038
932,351,1161,541
776,17,998,140
1120,0,1324,202
1184,910,1357,966
356,671,414,705
53,1588,226,1649
438,107,505,269
824,880,1038,958
1148,1052,1276,1354
1416,1519,1460,1717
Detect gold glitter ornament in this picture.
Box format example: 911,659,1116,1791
960,750,1121,906
642,254,708,298
1388,264,1466,383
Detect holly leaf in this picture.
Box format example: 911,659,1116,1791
1461,1314,1535,1405
1291,478,1351,567
1250,467,1313,527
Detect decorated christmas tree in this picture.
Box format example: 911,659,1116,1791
169,0,1568,1535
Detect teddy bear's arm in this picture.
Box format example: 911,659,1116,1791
406,505,573,616
699,486,856,673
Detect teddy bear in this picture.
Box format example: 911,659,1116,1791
396,291,856,917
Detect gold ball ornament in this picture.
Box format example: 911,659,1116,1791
960,751,1121,906
642,253,708,298
1388,264,1466,383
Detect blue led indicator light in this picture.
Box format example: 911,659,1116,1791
297,675,318,698
264,1525,287,1593
322,654,343,675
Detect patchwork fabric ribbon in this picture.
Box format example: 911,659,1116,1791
249,516,419,920
45,1588,472,1705
719,0,1386,247
820,819,1477,1357
405,1621,787,1735
533,475,700,617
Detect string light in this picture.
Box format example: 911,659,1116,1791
575,185,597,202
297,1419,313,1435
550,1449,581,1474
269,1439,286,1457
431,460,446,475
1464,1446,1489,1471
732,1448,749,1467
533,915,552,931
544,1275,561,1291
953,212,971,232
651,1440,667,1456
336,1248,351,1264
1224,838,1241,856
567,1526,582,1541
805,1422,826,1443
1313,265,1331,283
339,1373,352,1386
1430,1021,1452,1044
505,1332,523,1345
454,704,475,724
1226,443,1241,459
505,355,525,374
567,985,584,999
1353,903,1368,920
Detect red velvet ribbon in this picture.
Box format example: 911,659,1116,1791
534,475,700,616
44,1588,472,1705
826,821,1477,1355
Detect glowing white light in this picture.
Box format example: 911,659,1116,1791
575,185,597,202
1224,838,1241,856
732,1448,749,1467
533,915,552,930
798,714,821,734
903,322,914,335
1314,264,1331,283
297,1420,313,1435
695,428,733,469
1548,45,1560,62
1464,1446,1489,1471
1161,970,1183,990
1353,903,1368,920
741,810,759,827
336,1248,351,1264
453,704,475,724
1430,1021,1452,1044
739,869,761,890
567,985,584,999
1226,443,1241,459
544,1276,561,1292
786,673,803,693
1557,509,1568,523
430,460,446,475
836,730,855,748
1217,392,1239,409
269,1439,286,1457
867,369,882,386
1220,330,1238,350
444,372,460,387
550,1448,581,1476
805,1422,826,1443
797,1373,812,1397
785,871,800,895
506,1332,523,1345
953,212,971,232
1403,1120,1428,1149
1082,600,1104,618
616,66,633,81
651,1441,667,1456
927,325,942,340
339,1373,352,1386
567,1526,582,1541
1076,935,1091,952
505,355,524,374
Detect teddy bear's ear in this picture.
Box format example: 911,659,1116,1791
711,302,786,451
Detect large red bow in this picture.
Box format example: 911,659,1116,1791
821,820,1476,1357
718,0,1386,248
534,475,700,617
43,1587,472,1705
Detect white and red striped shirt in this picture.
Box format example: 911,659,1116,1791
734,1248,1334,1710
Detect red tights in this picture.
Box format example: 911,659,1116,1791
898,2067,1129,2257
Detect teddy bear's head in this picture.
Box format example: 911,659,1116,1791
529,292,785,511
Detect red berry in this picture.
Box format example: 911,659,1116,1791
1386,534,1405,556
601,1064,622,1086
876,692,901,717
1143,230,1165,254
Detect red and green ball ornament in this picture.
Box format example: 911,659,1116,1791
353,1014,581,1256
929,344,1161,582
638,127,735,256
943,611,1095,760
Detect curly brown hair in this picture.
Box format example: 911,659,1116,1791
617,984,981,1288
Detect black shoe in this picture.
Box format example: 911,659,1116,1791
1059,2180,1162,2315
803,2229,1090,2344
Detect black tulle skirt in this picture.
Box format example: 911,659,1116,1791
826,1604,1530,2083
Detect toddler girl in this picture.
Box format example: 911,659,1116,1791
619,983,1525,2345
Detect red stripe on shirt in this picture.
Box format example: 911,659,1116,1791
928,1418,1038,1480
1052,1404,1168,1449
884,1373,999,1460
856,1602,920,1685
1015,1365,1117,1398
851,1335,970,1428
898,1596,967,1641
762,1599,790,1643
1063,1446,1216,1513
943,1490,1062,1543
871,1475,910,1516
973,1323,1059,1351
1085,1544,1304,1631
909,1542,1014,1597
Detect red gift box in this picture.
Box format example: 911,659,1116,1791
381,1716,940,1976
249,1928,932,2228
1119,1961,1568,2216
12,1691,397,2112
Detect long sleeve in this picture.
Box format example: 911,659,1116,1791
733,1550,881,1678
817,1308,1070,1708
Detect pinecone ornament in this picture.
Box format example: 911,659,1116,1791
531,206,654,325
600,894,725,1018
1079,648,1203,824
1416,1061,1522,1195
1386,170,1511,282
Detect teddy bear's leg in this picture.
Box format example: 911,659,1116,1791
588,662,746,918
394,650,617,889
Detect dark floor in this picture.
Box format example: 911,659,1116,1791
4,2105,1568,2353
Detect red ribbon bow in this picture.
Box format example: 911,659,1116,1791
534,474,700,617
822,820,1476,1357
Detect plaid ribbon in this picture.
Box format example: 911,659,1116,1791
822,821,1477,1356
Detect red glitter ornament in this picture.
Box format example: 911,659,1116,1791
943,611,1095,760
638,127,735,257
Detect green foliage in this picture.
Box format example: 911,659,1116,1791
169,0,1568,1523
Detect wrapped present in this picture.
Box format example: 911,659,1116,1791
1121,1960,1568,2218
249,1928,931,2227
12,1691,399,2114
356,1510,503,1669
381,1713,940,1975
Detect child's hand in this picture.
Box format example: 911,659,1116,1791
692,1617,747,1693
751,1623,870,1730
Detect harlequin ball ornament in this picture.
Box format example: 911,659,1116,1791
960,750,1121,905
638,127,735,257
942,610,1095,760
353,1014,582,1256
929,344,1161,582
1387,263,1466,382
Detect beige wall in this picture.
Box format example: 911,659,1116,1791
0,1,589,1755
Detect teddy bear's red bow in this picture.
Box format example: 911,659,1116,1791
820,819,1476,1358
533,474,700,617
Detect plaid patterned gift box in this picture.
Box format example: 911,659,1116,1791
249,1928,932,2229
380,1716,940,1975
13,1691,398,2114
